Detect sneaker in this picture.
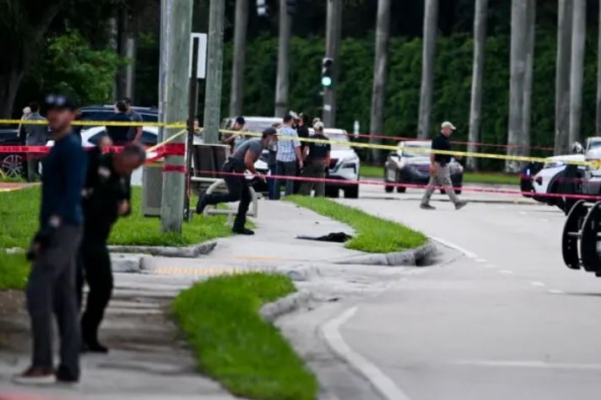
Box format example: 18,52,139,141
455,201,468,210
195,194,208,215
420,204,436,210
232,227,255,235
12,366,55,385
55,365,80,384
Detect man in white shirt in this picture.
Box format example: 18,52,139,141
275,114,303,197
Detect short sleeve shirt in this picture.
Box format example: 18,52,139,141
127,111,143,141
307,134,331,160
432,134,451,165
276,126,300,162
106,113,132,145
232,139,264,163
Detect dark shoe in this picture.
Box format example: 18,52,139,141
81,340,109,354
196,194,209,215
55,365,80,384
12,366,55,385
420,204,436,210
232,227,255,235
455,201,468,210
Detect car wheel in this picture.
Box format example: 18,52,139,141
1,154,23,178
396,186,406,193
344,185,359,199
455,189,462,195
384,185,394,193
326,186,339,198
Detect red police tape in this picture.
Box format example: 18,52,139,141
193,169,601,201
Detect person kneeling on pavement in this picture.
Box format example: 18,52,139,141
299,119,330,197
78,142,146,353
196,128,278,235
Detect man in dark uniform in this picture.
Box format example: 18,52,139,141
106,101,132,145
294,113,310,194
15,94,86,385
196,128,278,235
299,119,330,197
420,121,467,210
78,142,146,353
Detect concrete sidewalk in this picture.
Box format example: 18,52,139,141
0,199,361,399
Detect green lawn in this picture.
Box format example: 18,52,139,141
0,252,29,290
0,187,234,249
287,196,427,253
360,165,519,186
173,273,318,400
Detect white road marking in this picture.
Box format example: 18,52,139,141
451,360,601,370
499,270,514,275
530,281,546,287
430,236,478,259
322,307,413,400
519,211,527,215
547,289,565,294
484,264,497,269
475,258,487,263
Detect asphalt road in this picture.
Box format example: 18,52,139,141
335,184,601,400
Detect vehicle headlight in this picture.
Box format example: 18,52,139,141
340,156,358,168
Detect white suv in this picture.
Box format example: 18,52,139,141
314,128,360,199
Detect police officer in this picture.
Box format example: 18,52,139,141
78,142,146,353
299,119,331,197
420,121,468,210
196,128,278,235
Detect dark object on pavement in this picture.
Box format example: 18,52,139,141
296,232,353,243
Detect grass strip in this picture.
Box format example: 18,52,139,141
360,165,519,186
172,273,318,400
0,187,234,248
287,196,427,253
0,252,29,290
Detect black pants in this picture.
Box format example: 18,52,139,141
205,160,251,230
77,238,113,345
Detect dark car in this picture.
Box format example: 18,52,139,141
79,105,158,128
384,140,463,194
0,127,25,178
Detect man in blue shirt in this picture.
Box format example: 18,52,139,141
15,94,87,385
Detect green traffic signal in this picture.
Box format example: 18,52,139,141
321,76,333,87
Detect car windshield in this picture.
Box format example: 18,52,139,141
401,142,431,157
327,134,351,151
588,140,601,151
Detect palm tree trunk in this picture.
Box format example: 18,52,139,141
555,0,572,155
596,0,601,137
323,0,342,127
369,0,391,162
506,0,527,173
521,0,536,158
229,0,249,117
274,0,292,117
466,0,488,171
569,0,586,145
417,0,439,139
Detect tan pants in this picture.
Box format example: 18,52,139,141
299,161,327,197
421,163,459,206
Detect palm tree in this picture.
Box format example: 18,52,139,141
275,0,292,117
466,0,489,171
555,0,572,155
369,0,391,162
569,0,586,145
521,1,536,158
596,1,601,137
229,0,249,117
506,0,527,173
417,0,439,139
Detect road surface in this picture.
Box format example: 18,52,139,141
335,184,601,400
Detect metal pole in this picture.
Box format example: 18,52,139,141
275,0,292,117
185,38,200,222
160,0,193,233
323,0,342,127
202,0,225,144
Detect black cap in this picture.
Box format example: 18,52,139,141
235,116,246,125
262,127,277,138
44,94,79,111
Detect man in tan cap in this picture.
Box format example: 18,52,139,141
420,121,467,210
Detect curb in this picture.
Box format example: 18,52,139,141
260,290,314,322
333,240,437,267
107,241,217,258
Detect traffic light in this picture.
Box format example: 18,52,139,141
321,58,334,88
257,0,268,17
286,0,297,16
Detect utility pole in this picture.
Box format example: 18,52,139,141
569,0,586,145
159,0,193,233
203,0,226,144
323,0,342,127
417,0,439,139
275,0,292,117
368,0,391,162
521,1,536,158
229,0,249,117
555,0,572,155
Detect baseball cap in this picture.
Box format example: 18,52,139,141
441,121,456,130
44,94,79,111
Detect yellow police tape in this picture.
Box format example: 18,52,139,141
2,117,595,167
